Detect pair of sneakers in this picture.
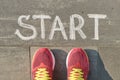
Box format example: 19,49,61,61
32,48,89,80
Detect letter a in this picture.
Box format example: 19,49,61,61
49,16,68,40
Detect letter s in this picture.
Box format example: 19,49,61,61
15,15,37,40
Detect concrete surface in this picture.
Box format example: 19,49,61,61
0,0,120,80
0,0,120,46
0,47,30,80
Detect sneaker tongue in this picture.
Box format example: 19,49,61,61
40,63,47,68
32,63,47,72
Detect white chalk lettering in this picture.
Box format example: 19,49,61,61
16,14,108,41
70,14,86,40
49,16,68,40
88,14,107,40
15,15,37,40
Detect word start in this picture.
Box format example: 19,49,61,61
15,14,107,40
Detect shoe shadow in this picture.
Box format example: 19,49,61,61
51,49,113,80
85,49,113,80
51,49,67,80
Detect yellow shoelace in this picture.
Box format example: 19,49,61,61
69,68,84,80
34,68,51,80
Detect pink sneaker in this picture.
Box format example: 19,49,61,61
32,48,55,80
66,48,89,80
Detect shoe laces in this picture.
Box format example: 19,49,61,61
34,68,51,80
69,68,84,80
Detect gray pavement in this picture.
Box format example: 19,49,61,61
0,0,120,80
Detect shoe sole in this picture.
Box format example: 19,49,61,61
48,49,55,70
